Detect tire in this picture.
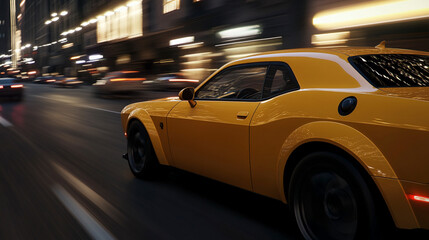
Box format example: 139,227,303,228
289,152,385,240
127,121,159,179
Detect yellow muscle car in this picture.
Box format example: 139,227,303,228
121,46,429,239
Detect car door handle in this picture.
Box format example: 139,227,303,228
237,111,249,119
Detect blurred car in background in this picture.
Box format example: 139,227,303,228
93,71,147,96
0,78,24,101
53,77,83,88
20,71,37,82
33,76,57,84
143,73,200,91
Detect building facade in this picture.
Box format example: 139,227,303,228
0,0,11,66
13,0,429,81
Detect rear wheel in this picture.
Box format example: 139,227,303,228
289,152,385,240
127,121,159,179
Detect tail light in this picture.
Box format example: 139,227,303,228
0,85,3,89
410,195,429,203
11,84,24,88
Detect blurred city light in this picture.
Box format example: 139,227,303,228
62,43,74,49
89,54,103,61
60,11,68,16
311,31,350,46
170,36,195,46
179,42,204,49
51,13,58,17
313,0,429,30
104,11,114,16
218,25,262,39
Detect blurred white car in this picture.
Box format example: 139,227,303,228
93,71,147,96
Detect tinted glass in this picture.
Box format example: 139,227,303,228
351,54,429,87
263,65,299,98
196,66,266,100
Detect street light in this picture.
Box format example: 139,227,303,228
45,20,52,25
51,13,57,17
60,11,68,16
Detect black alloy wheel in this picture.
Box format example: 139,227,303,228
289,152,384,240
127,121,159,179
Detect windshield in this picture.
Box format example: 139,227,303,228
350,54,429,87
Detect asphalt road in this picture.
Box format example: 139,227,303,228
0,84,299,239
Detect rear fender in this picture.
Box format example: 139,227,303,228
278,121,418,229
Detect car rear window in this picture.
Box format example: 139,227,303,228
350,54,429,87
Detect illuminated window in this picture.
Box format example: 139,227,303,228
96,1,143,43
163,0,180,14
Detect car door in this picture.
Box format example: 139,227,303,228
167,64,269,190
249,63,301,199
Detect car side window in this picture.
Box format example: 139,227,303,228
196,65,267,100
263,65,299,98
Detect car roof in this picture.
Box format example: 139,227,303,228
236,47,429,62
203,47,429,91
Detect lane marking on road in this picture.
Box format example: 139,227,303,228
0,116,13,127
85,106,120,114
34,95,121,114
52,162,124,221
52,184,116,240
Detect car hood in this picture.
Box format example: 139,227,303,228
379,87,429,102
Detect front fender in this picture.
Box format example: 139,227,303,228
127,108,170,166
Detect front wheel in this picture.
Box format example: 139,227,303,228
127,121,159,179
289,152,386,240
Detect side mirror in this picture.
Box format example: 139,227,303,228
178,87,197,108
